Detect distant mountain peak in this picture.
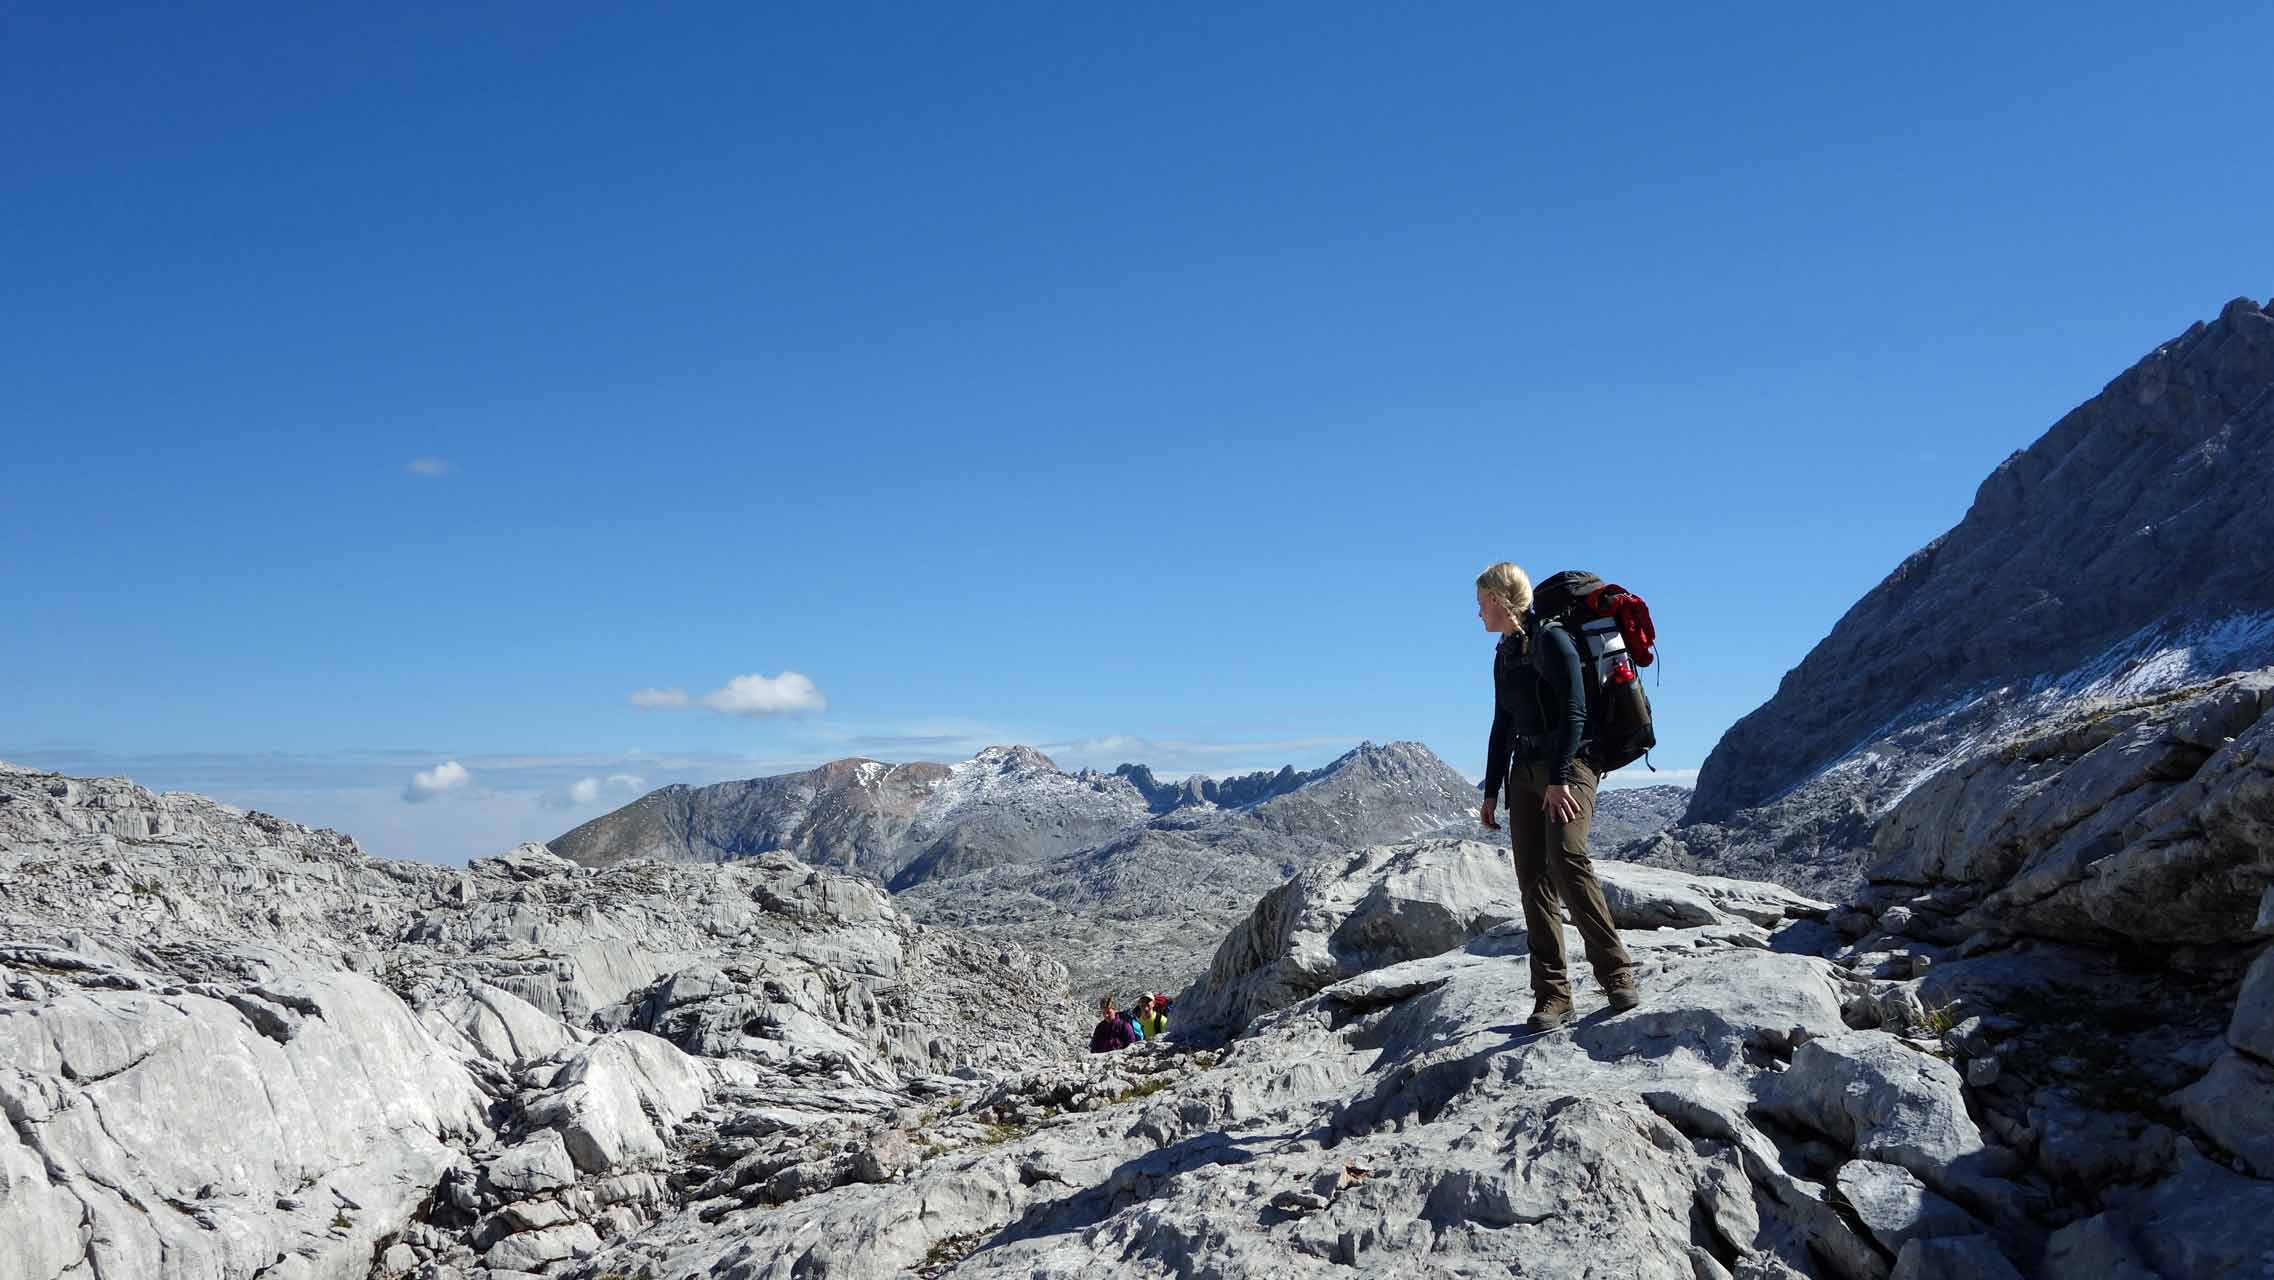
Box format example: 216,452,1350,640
966,744,1061,773
1695,295,2274,827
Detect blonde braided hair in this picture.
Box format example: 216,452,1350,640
1475,562,1533,631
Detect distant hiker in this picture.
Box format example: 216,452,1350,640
1090,994,1135,1053
1135,993,1168,1040
1122,1003,1146,1042
1476,561,1640,1032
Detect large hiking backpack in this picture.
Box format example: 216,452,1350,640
1531,570,1658,773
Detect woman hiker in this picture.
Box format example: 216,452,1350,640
1475,561,1641,1032
1089,994,1135,1053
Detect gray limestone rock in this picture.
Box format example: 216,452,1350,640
522,1032,715,1175
1170,837,1522,1039
2174,1049,2274,1177
0,761,1090,1279
2094,1141,2274,1280
0,969,487,1280
1888,1234,2023,1280
1751,1032,1989,1202
548,740,1496,995
1833,1159,1979,1255
1684,299,2274,899
488,1131,578,1197
482,1219,601,1271
2231,942,2274,1063
2042,1212,2160,1280
1174,837,1829,1043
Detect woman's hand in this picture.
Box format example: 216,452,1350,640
1543,784,1583,825
1478,797,1500,831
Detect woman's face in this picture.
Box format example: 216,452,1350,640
1477,588,1515,634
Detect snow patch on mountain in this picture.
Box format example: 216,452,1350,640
902,746,1149,841
1787,610,2274,822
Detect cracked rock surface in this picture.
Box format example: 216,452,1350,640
0,763,1086,1280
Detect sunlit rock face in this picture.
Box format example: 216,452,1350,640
1671,297,2274,898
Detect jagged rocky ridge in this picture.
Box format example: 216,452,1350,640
548,741,1484,893
890,741,1480,994
546,745,1144,887
893,751,1688,996
1670,296,2274,898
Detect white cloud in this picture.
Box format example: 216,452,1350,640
402,760,472,803
633,673,828,718
545,772,648,809
405,457,453,478
701,672,827,716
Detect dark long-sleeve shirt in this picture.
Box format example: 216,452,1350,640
1483,619,1589,798
1089,1016,1134,1053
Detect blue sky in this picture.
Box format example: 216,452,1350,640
5,3,2269,860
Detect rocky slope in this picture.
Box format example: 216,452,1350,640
582,823,2274,1280
8,732,2270,1278
1593,782,1693,852
575,828,2274,1280
1819,666,2274,1256
0,760,1762,1280
1671,296,2274,897
0,762,1089,1280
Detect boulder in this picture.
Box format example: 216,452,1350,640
483,1220,601,1271
0,972,488,1280
1174,838,1522,1038
1833,1159,1980,1255
429,982,587,1065
488,1131,578,1196
2230,943,2274,1063
522,1032,711,1176
1596,861,1831,929
2042,1212,2159,1280
2173,1049,2274,1177
1889,1234,2023,1280
1752,1033,1987,1199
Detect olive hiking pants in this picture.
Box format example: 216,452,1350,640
1506,759,1633,1002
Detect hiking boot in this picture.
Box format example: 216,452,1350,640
1606,983,1642,1013
1526,997,1574,1033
